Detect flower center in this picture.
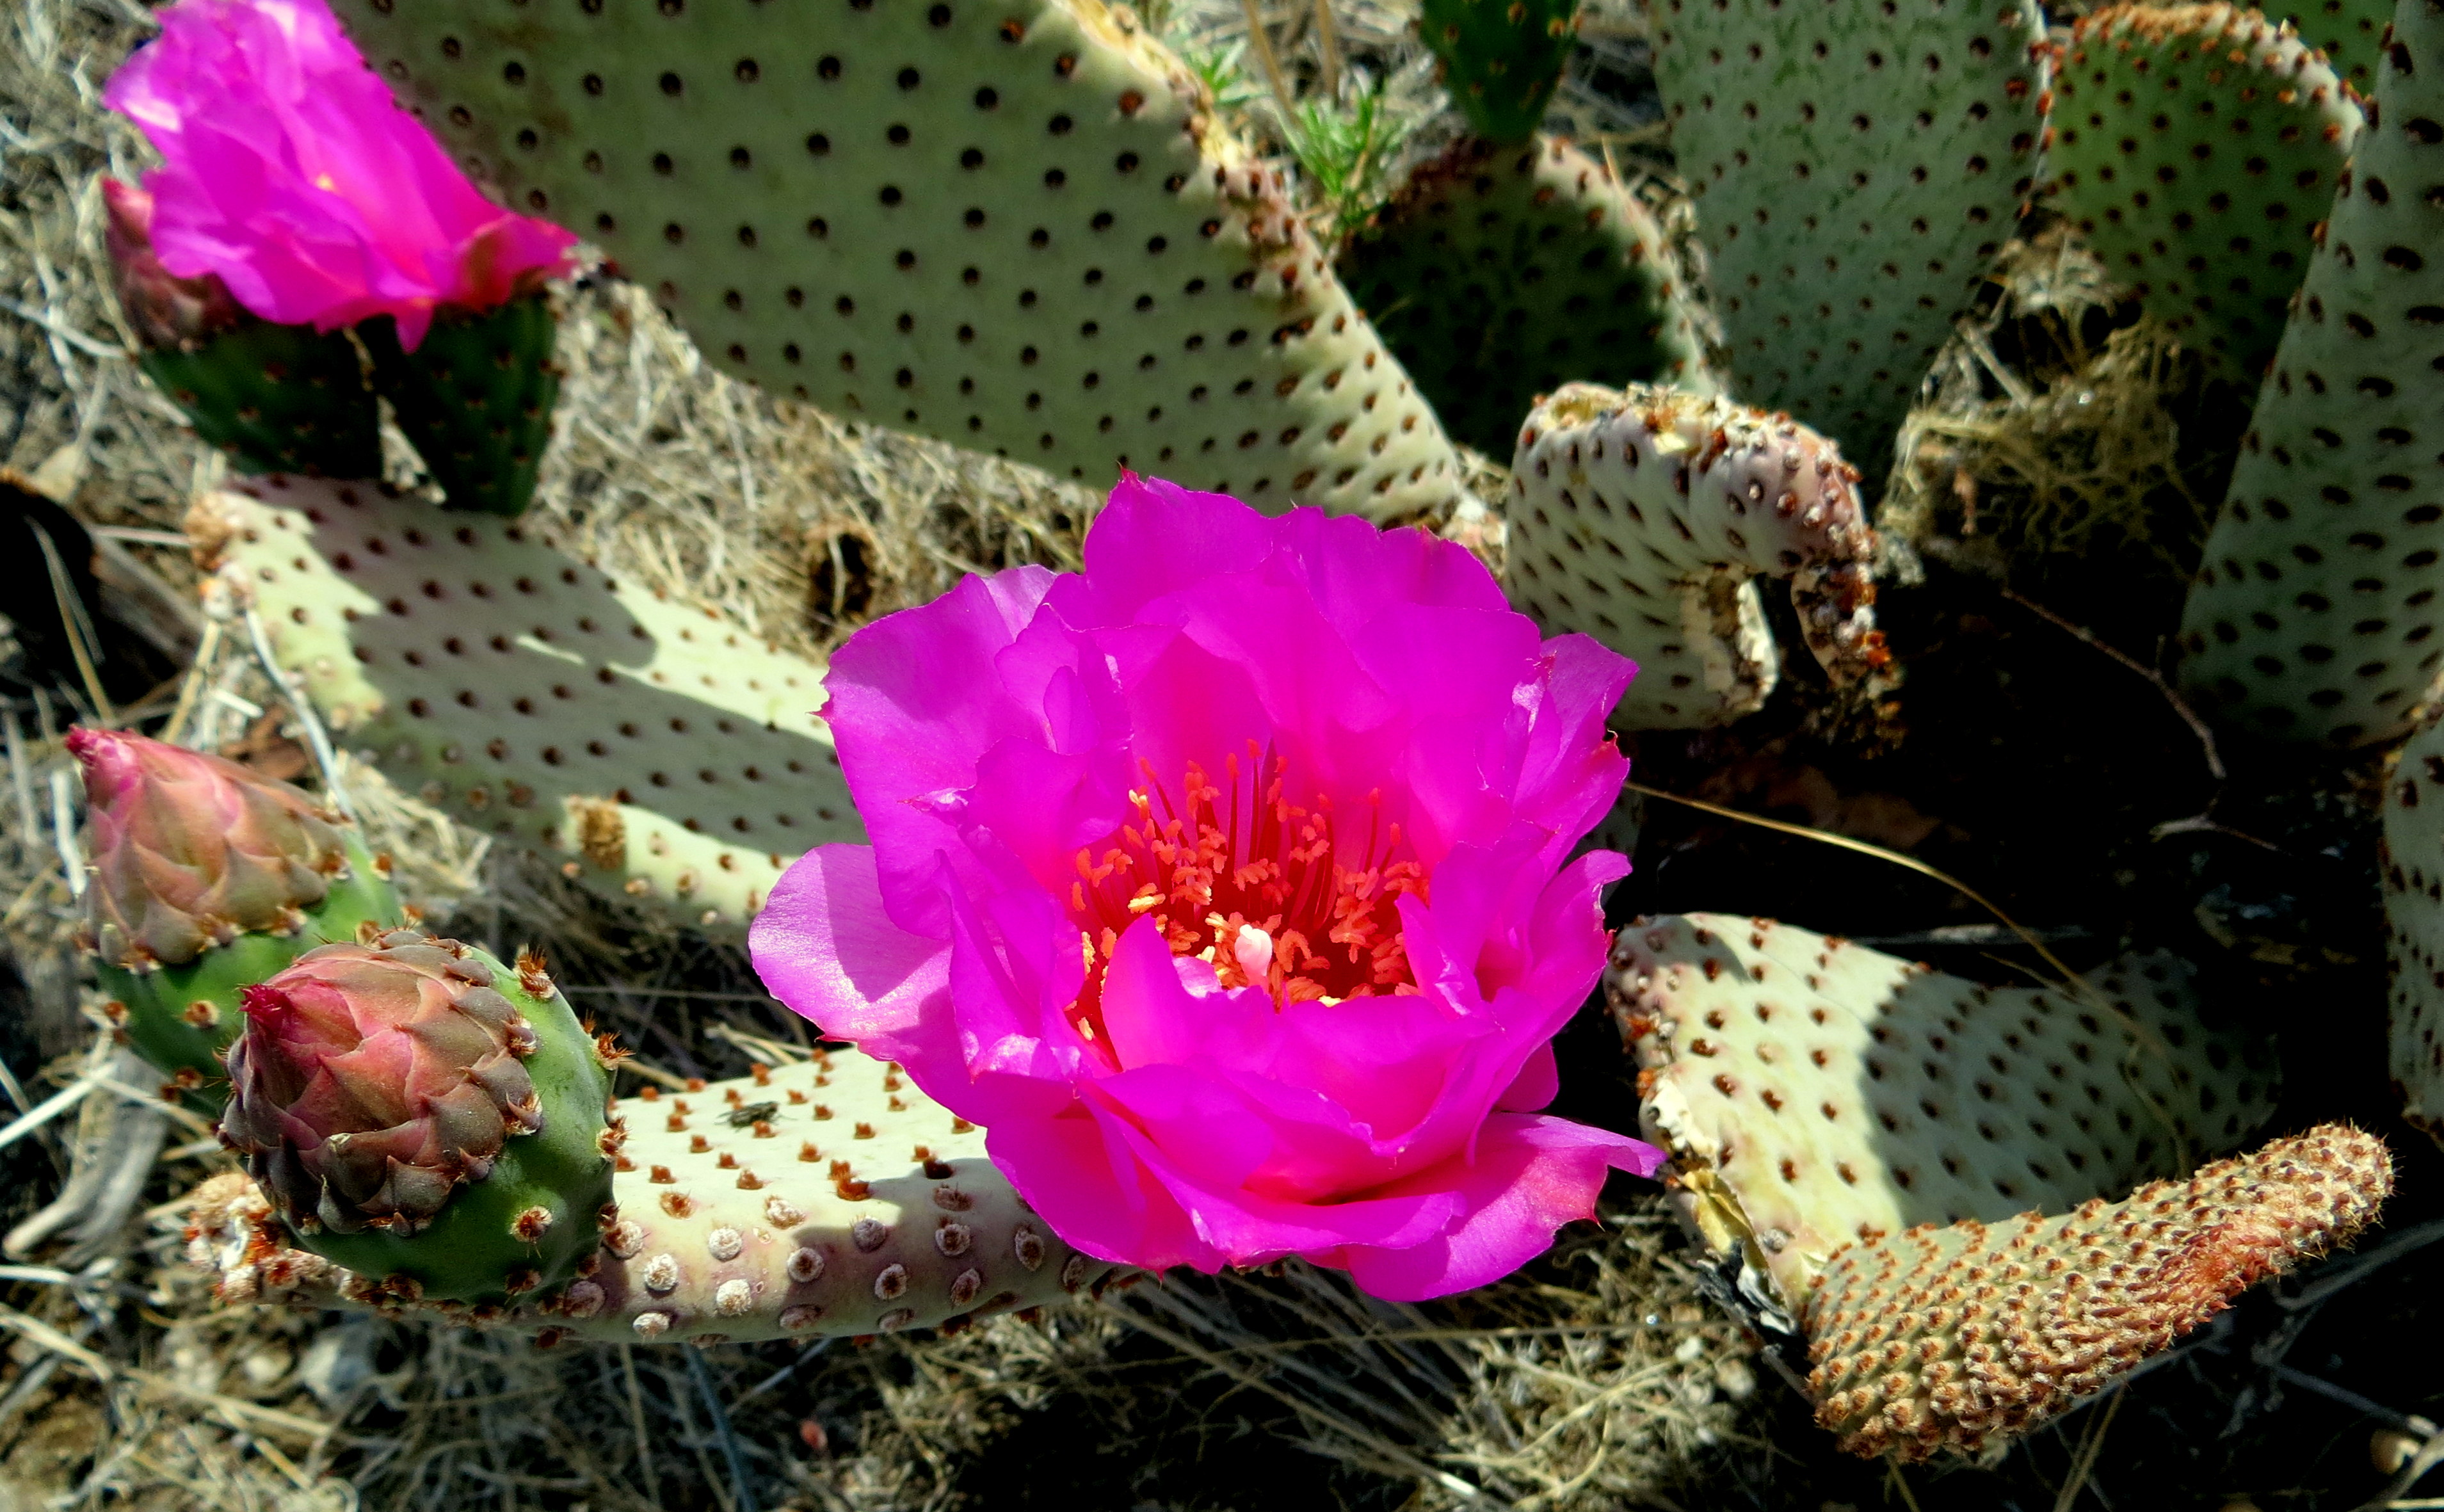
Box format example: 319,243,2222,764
1065,746,1427,1041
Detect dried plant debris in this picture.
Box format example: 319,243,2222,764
1803,1123,2393,1460
1609,913,2281,1313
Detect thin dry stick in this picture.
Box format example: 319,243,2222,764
1998,587,2223,783
1623,779,2080,985
620,1345,663,1508
1312,0,1343,100
2051,1385,2124,1512
1239,0,1296,121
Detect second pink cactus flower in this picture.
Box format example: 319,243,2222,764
102,0,575,351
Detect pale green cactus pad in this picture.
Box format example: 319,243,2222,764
325,0,1467,520
1804,1124,2391,1460
1608,913,2281,1313
193,474,860,935
188,1050,1111,1341
2382,707,2444,1146
1506,383,1887,729
1336,136,1712,458
1649,0,2048,467
2177,0,2444,748
2046,3,2362,378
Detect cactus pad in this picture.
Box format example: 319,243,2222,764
1804,1123,2392,1459
186,1050,1111,1341
193,474,862,934
1337,137,1712,458
2177,0,2444,746
362,291,564,517
2292,0,2395,91
2382,709,2444,1145
1609,913,2281,1311
2046,4,2361,378
140,321,382,479
326,0,1466,520
1506,383,1888,728
1650,0,2048,466
1417,0,1582,144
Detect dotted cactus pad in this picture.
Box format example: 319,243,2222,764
2177,2,2444,747
326,0,1465,521
195,475,861,935
2046,4,2362,378
1609,914,2281,1312
2292,0,2395,92
1804,1124,2391,1460
1650,0,2048,469
1336,136,1713,458
362,291,565,518
1506,383,1886,729
1417,0,1582,144
190,1050,1111,1342
2382,709,2444,1146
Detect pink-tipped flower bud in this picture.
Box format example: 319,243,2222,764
221,931,544,1236
67,727,351,970
100,177,245,353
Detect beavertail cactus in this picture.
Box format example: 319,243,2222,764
2292,0,2396,90
193,474,862,934
326,0,1468,520
189,1052,1111,1340
1337,138,1712,457
2177,0,2444,746
2046,4,2362,377
68,727,402,1107
1650,0,2049,467
1417,0,1583,144
219,930,615,1301
1609,914,2281,1313
1506,383,1887,728
1805,1124,2392,1459
2382,709,2444,1145
101,179,382,479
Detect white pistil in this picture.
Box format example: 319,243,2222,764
1232,925,1275,984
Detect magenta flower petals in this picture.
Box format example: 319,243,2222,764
1338,1115,1668,1302
102,0,575,349
752,476,1664,1299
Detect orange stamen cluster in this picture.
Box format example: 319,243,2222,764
1065,743,1427,1041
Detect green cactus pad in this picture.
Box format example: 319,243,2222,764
1805,1125,2390,1461
139,319,381,478
325,0,1467,521
1417,0,1582,144
2383,709,2444,1146
188,1050,1113,1340
2290,0,2394,91
1335,136,1712,457
1505,383,1887,729
248,937,616,1303
97,833,402,1112
2045,4,2362,378
1650,0,2048,467
2176,0,2444,747
196,474,862,935
362,291,563,517
1609,913,2281,1313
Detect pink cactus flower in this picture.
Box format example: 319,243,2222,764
102,0,575,351
751,478,1664,1301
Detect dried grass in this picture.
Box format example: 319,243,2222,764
0,2,1760,1509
